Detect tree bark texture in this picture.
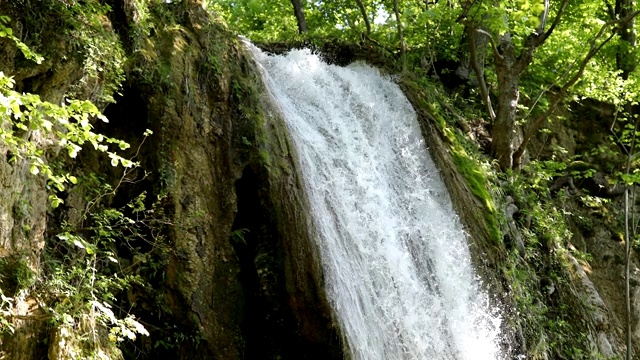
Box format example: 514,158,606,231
491,41,520,170
467,25,495,121
624,123,637,360
392,0,407,72
473,0,568,170
616,0,636,80
616,2,636,359
290,0,308,33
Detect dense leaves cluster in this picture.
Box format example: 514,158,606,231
208,0,639,169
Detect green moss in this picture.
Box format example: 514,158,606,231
450,145,501,243
259,149,272,166
4,0,126,104
0,256,35,296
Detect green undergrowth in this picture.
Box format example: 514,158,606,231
450,141,501,243
0,3,179,356
501,165,607,359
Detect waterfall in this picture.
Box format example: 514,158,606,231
246,43,503,360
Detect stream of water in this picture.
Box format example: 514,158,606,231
247,42,503,360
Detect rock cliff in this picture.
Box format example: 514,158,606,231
0,1,341,358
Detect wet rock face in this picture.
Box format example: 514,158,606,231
0,176,47,359
124,11,342,357
571,223,640,356
0,1,342,359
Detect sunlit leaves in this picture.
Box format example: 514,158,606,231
43,190,166,351
0,13,154,355
0,16,44,64
208,0,300,41
0,70,141,207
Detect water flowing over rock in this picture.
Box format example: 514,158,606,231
247,43,503,360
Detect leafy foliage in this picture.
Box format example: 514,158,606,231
0,72,134,207
0,15,43,64
0,14,161,356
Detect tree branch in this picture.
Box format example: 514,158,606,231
393,0,407,72
290,0,308,33
541,0,570,41
513,10,640,167
467,25,496,121
354,0,371,36
365,35,395,55
624,115,637,360
456,0,481,22
475,29,503,60
605,0,616,19
515,0,569,74
537,0,550,35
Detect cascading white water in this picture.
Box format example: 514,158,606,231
246,42,503,360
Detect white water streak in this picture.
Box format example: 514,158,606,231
247,43,502,360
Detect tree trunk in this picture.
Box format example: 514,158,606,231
290,0,308,33
355,0,371,36
616,0,636,80
624,122,637,360
392,0,406,72
467,25,495,122
477,0,569,170
491,42,520,170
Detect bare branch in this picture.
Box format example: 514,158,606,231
537,0,550,34
393,0,407,72
541,0,570,42
6,313,54,321
605,0,616,19
514,33,618,167
467,25,496,121
456,0,481,22
475,29,503,60
365,35,395,55
624,115,637,360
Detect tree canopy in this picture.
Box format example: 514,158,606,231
208,0,640,172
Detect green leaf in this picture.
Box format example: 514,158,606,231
68,145,80,158
49,195,63,209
